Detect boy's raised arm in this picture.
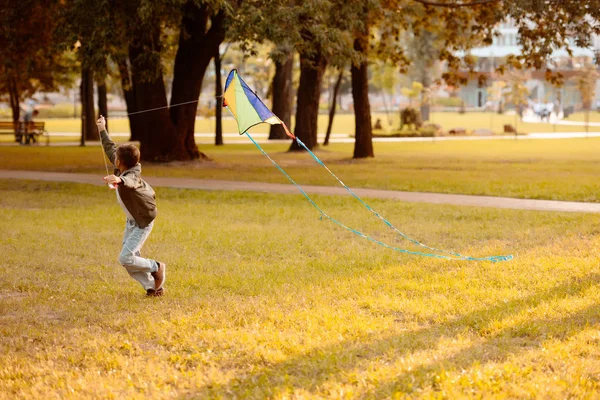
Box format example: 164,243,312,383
96,116,117,165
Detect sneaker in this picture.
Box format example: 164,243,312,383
151,262,166,290
146,287,165,297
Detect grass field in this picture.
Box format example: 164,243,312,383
1,179,599,398
1,137,599,202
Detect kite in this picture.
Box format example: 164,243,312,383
223,69,512,262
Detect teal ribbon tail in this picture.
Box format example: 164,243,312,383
245,132,512,263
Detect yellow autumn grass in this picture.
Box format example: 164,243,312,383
1,180,599,398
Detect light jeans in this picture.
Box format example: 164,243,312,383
119,220,159,291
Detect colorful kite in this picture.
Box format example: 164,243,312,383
223,69,512,262
223,69,294,138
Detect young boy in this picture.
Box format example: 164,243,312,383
96,116,166,297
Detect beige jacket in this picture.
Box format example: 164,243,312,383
100,130,157,228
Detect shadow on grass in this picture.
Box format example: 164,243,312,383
185,273,600,398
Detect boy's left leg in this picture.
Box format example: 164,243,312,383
119,220,161,292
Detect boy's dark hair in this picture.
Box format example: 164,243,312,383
117,144,140,169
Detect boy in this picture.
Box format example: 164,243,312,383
96,116,166,297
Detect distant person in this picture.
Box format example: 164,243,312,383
374,118,383,130
20,109,39,145
96,115,167,297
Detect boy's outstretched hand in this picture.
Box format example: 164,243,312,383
96,115,106,132
103,174,122,189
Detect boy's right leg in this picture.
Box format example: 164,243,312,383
119,221,156,292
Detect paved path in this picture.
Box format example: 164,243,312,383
1,169,599,213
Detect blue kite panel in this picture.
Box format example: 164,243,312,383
237,74,276,122
224,70,236,92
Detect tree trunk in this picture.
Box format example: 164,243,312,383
269,52,294,140
170,2,226,159
97,78,108,131
351,36,374,158
8,78,20,123
289,51,326,151
128,26,178,161
116,55,142,141
585,109,589,138
214,46,223,146
81,66,97,142
8,78,20,141
324,68,344,146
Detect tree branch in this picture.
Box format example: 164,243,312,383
412,0,501,7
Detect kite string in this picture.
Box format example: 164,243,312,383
244,131,512,262
124,99,203,116
120,96,224,117
293,137,485,259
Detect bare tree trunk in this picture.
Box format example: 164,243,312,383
170,2,226,159
128,26,178,161
116,55,141,141
8,78,21,142
351,36,374,158
324,68,344,146
269,52,294,140
81,66,97,143
97,78,108,131
215,46,223,146
289,51,326,151
8,78,20,123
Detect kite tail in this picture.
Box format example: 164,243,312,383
245,132,512,263
293,137,512,262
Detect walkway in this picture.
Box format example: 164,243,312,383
1,169,599,213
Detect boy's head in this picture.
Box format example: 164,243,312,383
116,144,140,171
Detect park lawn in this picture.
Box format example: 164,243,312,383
0,180,599,399
564,111,600,123
0,138,599,202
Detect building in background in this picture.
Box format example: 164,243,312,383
458,19,600,113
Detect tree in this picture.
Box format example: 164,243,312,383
503,70,529,138
269,50,294,140
573,64,599,137
323,67,345,146
60,0,233,160
486,79,506,132
214,46,224,146
401,82,424,108
0,0,74,124
405,29,442,122
233,0,354,151
370,61,398,127
351,15,374,158
80,65,96,142
289,35,329,151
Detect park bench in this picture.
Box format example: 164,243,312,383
0,120,49,145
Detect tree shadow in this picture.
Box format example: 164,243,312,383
183,273,600,398
364,301,600,397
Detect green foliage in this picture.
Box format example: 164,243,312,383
503,71,530,109
0,0,76,115
399,107,422,130
369,61,397,94
572,64,600,110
